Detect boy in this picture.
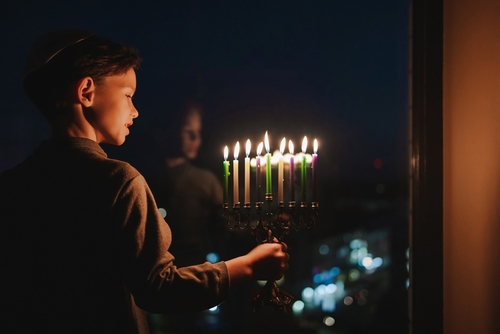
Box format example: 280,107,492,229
0,29,288,334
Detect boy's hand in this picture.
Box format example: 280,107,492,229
225,242,290,286
246,242,289,281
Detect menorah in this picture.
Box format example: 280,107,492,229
222,132,319,312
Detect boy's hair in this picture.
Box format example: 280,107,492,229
23,29,142,121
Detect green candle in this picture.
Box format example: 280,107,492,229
264,132,272,194
301,136,307,202
223,146,229,204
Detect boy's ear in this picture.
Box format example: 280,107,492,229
75,76,95,107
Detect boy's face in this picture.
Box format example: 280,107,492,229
86,68,138,145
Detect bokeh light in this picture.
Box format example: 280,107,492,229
158,207,167,218
206,252,219,263
323,316,336,326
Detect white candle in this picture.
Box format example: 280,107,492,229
256,142,263,202
233,141,240,204
278,137,286,202
244,139,251,203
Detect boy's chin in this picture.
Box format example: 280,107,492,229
102,137,126,146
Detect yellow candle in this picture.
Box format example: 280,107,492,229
278,137,286,202
244,139,251,203
233,141,240,204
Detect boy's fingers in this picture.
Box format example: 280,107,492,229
280,242,288,252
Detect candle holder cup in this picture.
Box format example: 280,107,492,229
223,196,319,312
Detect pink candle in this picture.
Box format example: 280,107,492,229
244,139,251,203
278,138,286,202
312,139,318,202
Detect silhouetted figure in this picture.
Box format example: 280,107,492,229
147,99,226,268
145,97,235,333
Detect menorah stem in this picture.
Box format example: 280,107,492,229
264,193,273,241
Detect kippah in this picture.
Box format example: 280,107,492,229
23,29,93,78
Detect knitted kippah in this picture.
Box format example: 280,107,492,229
23,29,93,78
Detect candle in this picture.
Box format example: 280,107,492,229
244,139,251,203
264,131,272,195
233,141,240,204
289,140,295,202
256,142,263,202
312,139,318,202
278,137,286,202
223,146,229,204
301,136,307,202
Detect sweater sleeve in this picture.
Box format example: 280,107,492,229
111,173,230,313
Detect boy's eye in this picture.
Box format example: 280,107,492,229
125,94,133,99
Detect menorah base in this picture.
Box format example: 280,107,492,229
223,198,318,312
252,280,294,312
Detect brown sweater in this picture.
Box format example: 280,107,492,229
0,137,229,334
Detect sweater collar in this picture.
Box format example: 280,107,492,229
37,137,108,158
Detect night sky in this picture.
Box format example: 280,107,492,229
0,1,411,331
0,0,409,185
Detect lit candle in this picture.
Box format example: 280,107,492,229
278,137,286,202
256,142,263,202
244,139,251,204
301,136,307,203
233,141,240,204
223,146,229,204
312,139,318,202
264,131,272,195
289,140,295,202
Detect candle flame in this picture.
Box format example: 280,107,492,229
234,141,240,159
302,136,308,153
224,146,228,160
257,142,263,156
264,131,270,153
289,140,294,155
314,139,318,154
246,139,251,157
280,137,286,154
